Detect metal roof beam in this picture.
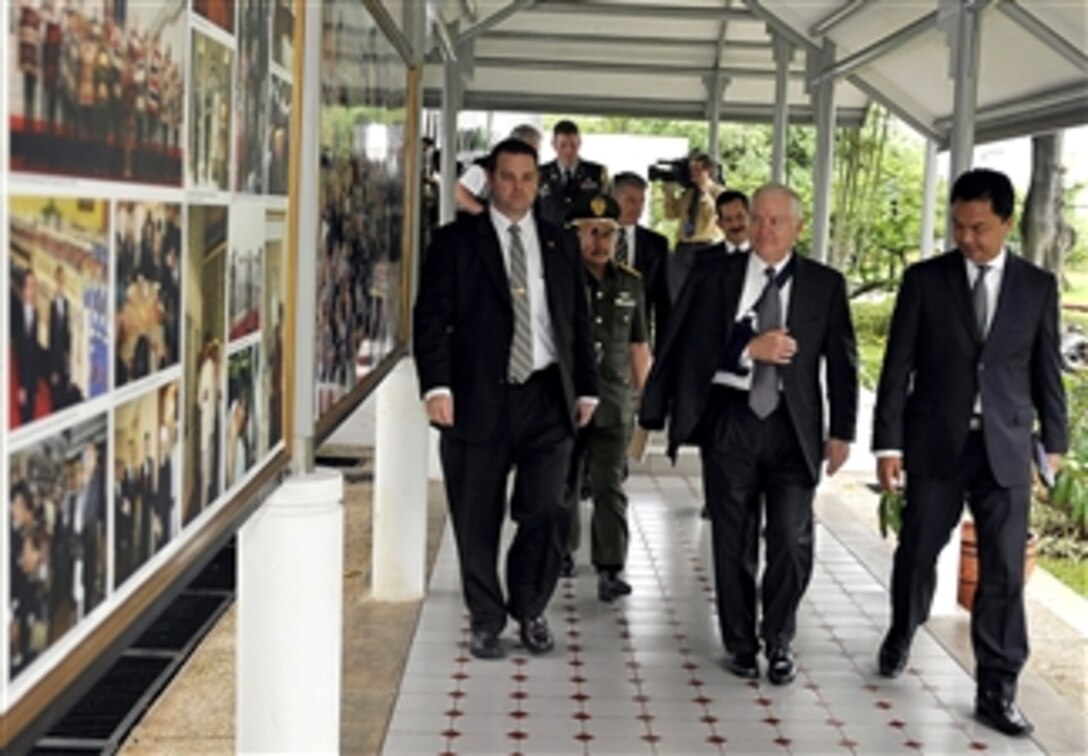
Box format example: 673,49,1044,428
996,0,1088,74
480,30,770,50
471,56,801,80
528,1,753,22
457,0,537,46
815,10,938,84
810,0,868,37
433,19,458,62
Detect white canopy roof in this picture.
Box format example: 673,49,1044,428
422,0,1088,142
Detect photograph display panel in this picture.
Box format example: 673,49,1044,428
316,0,408,419
4,0,298,693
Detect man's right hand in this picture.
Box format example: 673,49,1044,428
425,394,454,427
877,456,903,493
748,328,797,365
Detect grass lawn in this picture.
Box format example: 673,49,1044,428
1065,269,1088,306
1039,556,1088,597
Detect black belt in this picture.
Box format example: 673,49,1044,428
508,363,559,389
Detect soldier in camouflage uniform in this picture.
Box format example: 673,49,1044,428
563,194,651,602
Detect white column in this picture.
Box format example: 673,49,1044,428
944,0,982,246
771,35,794,184
237,470,344,753
707,73,725,166
440,55,462,225
372,359,429,600
811,39,837,264
921,139,939,259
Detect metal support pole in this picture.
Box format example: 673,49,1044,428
440,57,463,225
771,34,793,184
921,139,939,258
404,0,426,325
291,0,323,472
811,40,837,264
946,0,983,242
707,73,725,166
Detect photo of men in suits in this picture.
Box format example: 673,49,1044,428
612,172,670,348
873,169,1067,737
414,138,599,660
8,195,110,430
8,415,108,680
641,183,858,686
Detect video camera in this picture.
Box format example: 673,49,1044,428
647,157,693,188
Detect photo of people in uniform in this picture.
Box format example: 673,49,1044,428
183,205,227,526
226,344,259,489
315,0,407,417
261,213,285,454
8,414,108,680
235,0,271,194
113,201,182,387
113,382,179,588
227,201,264,340
8,195,109,431
193,0,236,34
188,30,233,192
9,0,186,185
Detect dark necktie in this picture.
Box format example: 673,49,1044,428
615,227,630,265
749,267,782,419
508,224,533,382
973,263,990,339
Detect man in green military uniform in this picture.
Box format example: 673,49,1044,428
563,193,652,601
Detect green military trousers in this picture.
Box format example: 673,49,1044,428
567,422,631,571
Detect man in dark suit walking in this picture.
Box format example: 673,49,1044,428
536,120,608,228
873,169,1067,737
641,183,858,685
414,138,599,660
612,172,670,347
47,265,72,410
11,269,44,425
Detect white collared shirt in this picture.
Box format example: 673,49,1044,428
713,251,794,390
489,205,558,373
621,225,637,261
725,240,751,254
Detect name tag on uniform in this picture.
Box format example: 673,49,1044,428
615,294,636,308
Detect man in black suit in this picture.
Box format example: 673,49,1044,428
536,120,608,228
11,269,44,425
47,265,72,410
715,190,752,254
414,138,599,660
641,183,858,685
873,169,1067,737
612,172,670,347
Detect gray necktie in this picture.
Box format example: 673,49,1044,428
749,267,781,419
615,227,629,265
508,224,534,383
973,264,990,339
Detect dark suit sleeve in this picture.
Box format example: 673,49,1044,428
640,263,700,430
1031,272,1068,454
651,234,672,347
823,271,859,443
569,242,598,399
872,266,922,451
412,227,456,395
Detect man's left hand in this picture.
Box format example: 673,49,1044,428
1047,453,1063,478
825,438,851,476
576,400,596,428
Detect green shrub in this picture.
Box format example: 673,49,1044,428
1048,372,1088,536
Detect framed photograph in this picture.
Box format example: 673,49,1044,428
113,201,183,387
182,205,227,526
8,195,110,432
193,0,237,34
227,201,264,341
315,0,409,422
261,211,286,455
267,74,291,196
226,344,259,489
188,30,234,192
113,382,180,588
271,0,294,71
9,0,186,185
235,0,271,194
8,414,108,680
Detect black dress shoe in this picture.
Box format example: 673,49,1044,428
469,629,504,660
519,616,555,654
975,692,1034,737
878,638,908,679
560,554,577,578
725,651,760,679
766,646,796,685
597,572,633,602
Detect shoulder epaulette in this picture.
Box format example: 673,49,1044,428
616,261,642,278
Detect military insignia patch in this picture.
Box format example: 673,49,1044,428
590,196,607,217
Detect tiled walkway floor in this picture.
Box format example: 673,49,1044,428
384,475,1044,755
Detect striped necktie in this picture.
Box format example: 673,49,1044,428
615,227,630,265
508,224,534,383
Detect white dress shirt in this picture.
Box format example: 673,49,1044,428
725,240,751,254
620,225,637,262
713,251,794,390
490,205,558,373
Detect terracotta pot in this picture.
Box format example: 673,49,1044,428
957,520,1038,611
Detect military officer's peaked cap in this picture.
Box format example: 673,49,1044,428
567,193,620,227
